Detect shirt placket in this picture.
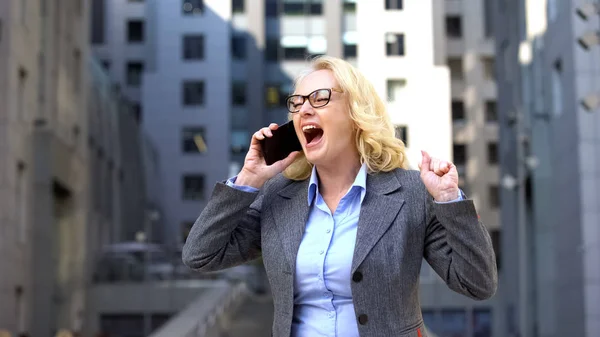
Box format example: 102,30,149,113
315,199,337,335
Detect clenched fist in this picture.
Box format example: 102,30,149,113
418,150,460,202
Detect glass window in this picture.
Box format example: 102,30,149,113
551,59,562,116
182,81,205,106
183,35,204,60
127,20,144,43
487,142,498,165
448,58,464,80
385,0,403,10
231,35,246,60
231,130,250,154
180,221,194,244
446,16,462,38
473,308,493,337
266,0,278,16
482,57,496,80
387,79,407,103
386,33,405,56
485,100,497,122
182,174,205,200
126,61,144,87
452,100,465,121
232,82,246,106
182,0,203,15
483,0,494,37
182,127,207,153
232,0,244,13
343,44,357,58
394,125,408,147
265,39,279,61
343,0,356,12
439,310,467,337
453,144,467,165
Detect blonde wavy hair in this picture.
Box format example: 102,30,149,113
283,55,408,181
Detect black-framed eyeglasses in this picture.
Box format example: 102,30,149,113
285,88,343,113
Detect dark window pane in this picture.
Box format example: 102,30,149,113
439,310,467,337
181,221,194,244
386,33,404,56
182,81,205,106
309,3,323,14
453,144,467,165
232,82,246,105
488,231,501,271
265,0,278,16
486,100,497,122
182,0,204,15
265,39,279,61
283,47,307,60
127,20,144,42
91,0,105,44
182,175,205,200
487,142,498,165
489,185,499,208
231,130,250,154
132,103,142,123
448,58,464,80
452,100,465,121
283,3,305,15
231,35,246,60
446,16,462,38
183,35,204,60
232,0,244,13
394,125,408,147
343,2,356,12
126,61,144,86
484,0,493,37
385,0,403,10
344,44,357,58
182,127,207,153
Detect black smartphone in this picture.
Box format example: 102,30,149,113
260,121,302,165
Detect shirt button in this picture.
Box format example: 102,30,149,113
326,229,331,233
320,250,324,255
329,312,335,318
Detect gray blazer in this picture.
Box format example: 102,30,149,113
182,168,497,337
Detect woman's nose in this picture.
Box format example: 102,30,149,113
298,100,314,116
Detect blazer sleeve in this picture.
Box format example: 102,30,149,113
181,180,266,272
423,196,498,300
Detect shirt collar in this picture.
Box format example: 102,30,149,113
307,162,368,206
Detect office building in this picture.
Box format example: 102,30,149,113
495,0,600,336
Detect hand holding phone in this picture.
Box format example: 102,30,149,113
259,121,303,166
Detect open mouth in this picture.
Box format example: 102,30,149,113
302,125,324,145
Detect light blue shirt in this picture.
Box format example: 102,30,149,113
226,164,463,337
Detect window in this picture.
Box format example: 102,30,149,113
132,103,142,123
448,58,463,80
552,59,562,116
127,20,144,43
343,43,357,58
18,68,27,122
482,57,495,80
452,100,465,121
485,100,497,122
183,175,205,200
385,0,403,10
265,0,278,16
309,1,323,15
232,0,244,13
483,0,493,37
445,16,462,38
231,130,250,154
182,127,207,153
183,35,204,60
126,61,144,87
232,82,246,105
182,81,205,106
387,79,407,103
265,39,279,61
453,144,466,165
265,84,288,107
283,1,305,15
423,310,468,337
343,0,356,13
91,0,105,44
182,0,203,15
386,33,405,56
17,162,26,242
489,185,499,208
181,221,194,244
231,35,246,60
284,46,307,60
487,142,498,165
394,125,408,147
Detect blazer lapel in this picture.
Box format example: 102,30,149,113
351,171,405,273
271,179,310,273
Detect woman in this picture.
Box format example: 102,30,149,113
182,56,497,337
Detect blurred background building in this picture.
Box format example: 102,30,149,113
1,0,599,336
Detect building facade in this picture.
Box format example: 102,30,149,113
495,0,600,336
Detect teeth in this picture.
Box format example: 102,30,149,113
302,125,319,132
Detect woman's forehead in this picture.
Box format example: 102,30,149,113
295,70,337,94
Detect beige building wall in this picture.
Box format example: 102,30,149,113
0,0,93,334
